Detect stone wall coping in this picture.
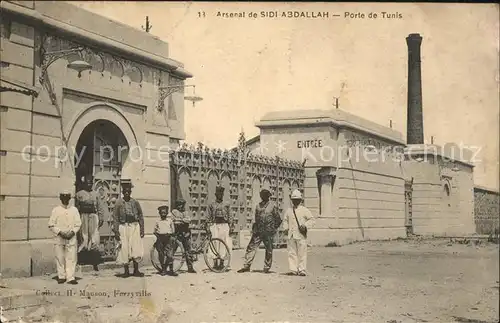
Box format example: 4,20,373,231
404,144,475,167
1,75,41,96
255,109,405,145
474,185,499,195
316,166,336,177
1,1,193,78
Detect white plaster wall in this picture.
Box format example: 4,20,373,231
311,129,407,245
259,125,339,168
0,18,36,277
253,124,408,246
403,153,475,236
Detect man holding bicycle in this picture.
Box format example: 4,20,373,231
171,199,196,273
207,186,234,271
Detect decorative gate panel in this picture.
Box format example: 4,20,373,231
91,121,127,260
170,133,305,248
404,178,413,236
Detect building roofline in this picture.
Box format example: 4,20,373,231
230,134,261,151
255,109,405,145
1,1,193,78
404,144,475,167
246,135,260,145
474,185,499,195
1,75,40,97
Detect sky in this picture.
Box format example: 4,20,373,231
73,2,499,190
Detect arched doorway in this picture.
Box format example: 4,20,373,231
442,179,452,208
74,119,129,260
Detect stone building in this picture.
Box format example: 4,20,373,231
474,186,500,235
0,2,486,278
1,1,191,277
247,110,476,246
245,33,477,246
251,109,409,245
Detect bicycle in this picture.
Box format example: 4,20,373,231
150,227,231,273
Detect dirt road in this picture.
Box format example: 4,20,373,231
2,239,498,323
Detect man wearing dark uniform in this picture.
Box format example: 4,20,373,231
75,176,106,271
207,186,234,270
237,189,282,273
113,179,144,278
171,199,196,273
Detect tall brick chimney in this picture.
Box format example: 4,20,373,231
406,33,424,144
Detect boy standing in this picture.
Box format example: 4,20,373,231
154,205,177,276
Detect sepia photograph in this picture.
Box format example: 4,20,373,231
0,1,498,322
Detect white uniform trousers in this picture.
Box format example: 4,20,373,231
78,213,100,252
209,223,232,266
287,238,308,273
55,242,77,281
116,223,144,265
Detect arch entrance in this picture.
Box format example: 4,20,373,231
75,119,129,259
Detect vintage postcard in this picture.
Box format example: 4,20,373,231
0,1,498,323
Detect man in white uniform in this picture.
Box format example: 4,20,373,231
282,189,314,276
48,190,82,284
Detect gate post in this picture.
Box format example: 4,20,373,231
235,131,249,249
404,178,414,235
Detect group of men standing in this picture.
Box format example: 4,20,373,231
48,179,314,283
236,187,314,276
48,178,147,283
157,185,315,276
152,185,234,276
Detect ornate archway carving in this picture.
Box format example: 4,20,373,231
62,102,140,181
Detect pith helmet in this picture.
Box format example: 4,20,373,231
290,189,303,200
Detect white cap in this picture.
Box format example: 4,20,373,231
60,190,72,196
290,189,303,200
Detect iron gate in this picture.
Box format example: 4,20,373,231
169,133,305,248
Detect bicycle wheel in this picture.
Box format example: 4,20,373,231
171,239,185,272
203,238,231,273
150,239,185,273
150,243,162,272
